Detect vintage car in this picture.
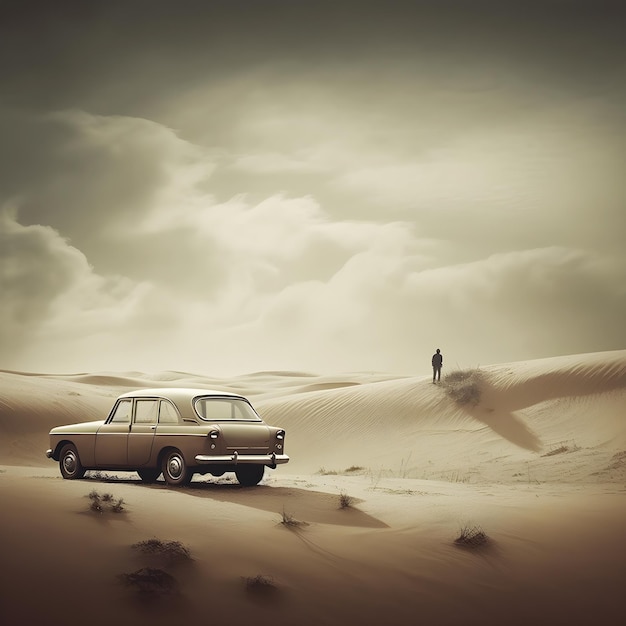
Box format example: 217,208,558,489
46,388,289,486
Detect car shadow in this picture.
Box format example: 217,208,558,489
85,473,388,528
176,481,389,529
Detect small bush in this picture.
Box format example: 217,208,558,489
316,467,338,475
441,369,483,407
118,567,179,596
338,492,355,509
86,490,125,514
279,508,306,528
245,574,276,592
132,539,192,563
454,524,489,548
316,465,365,475
542,442,580,457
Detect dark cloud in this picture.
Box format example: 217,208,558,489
2,1,624,115
0,211,83,333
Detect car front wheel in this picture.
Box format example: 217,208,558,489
59,444,86,480
235,464,264,487
161,449,192,486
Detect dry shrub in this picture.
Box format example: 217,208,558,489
132,539,192,563
245,574,277,592
87,490,124,514
280,508,306,528
441,369,483,407
542,441,580,457
316,467,338,475
454,524,490,549
542,445,569,457
119,567,179,597
339,492,355,509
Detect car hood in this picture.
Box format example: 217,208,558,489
50,420,106,435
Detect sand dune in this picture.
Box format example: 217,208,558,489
1,350,625,625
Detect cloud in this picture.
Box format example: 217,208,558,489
1,102,624,374
232,151,327,174
0,109,214,248
203,245,626,375
0,206,179,370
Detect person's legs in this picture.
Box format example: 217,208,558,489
437,367,441,381
432,367,436,382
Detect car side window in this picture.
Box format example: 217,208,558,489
110,399,132,424
158,400,179,424
134,399,159,424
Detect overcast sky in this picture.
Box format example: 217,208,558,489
1,0,625,376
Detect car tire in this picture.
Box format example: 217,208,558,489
161,449,192,486
59,444,86,480
137,469,161,484
235,464,264,487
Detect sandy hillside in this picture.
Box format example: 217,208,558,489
1,350,625,625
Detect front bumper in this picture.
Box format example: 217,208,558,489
46,449,53,459
194,452,289,466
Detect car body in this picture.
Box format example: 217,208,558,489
46,388,289,486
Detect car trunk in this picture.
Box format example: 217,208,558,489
218,423,271,453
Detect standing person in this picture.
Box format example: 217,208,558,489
432,348,443,383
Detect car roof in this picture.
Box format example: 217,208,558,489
117,388,247,418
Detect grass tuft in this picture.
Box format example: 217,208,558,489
316,467,338,475
316,465,366,476
542,442,580,457
86,490,125,514
454,524,490,549
338,491,355,509
279,508,306,528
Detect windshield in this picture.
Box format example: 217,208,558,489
194,397,262,422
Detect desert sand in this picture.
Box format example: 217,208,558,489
1,350,625,625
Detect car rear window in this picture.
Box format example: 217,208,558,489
194,397,261,421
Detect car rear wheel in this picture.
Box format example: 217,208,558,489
235,464,264,487
137,469,161,483
59,444,86,480
161,449,192,486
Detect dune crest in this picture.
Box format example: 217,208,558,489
0,350,624,481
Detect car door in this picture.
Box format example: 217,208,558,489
127,398,159,466
94,398,132,466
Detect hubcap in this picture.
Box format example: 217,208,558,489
168,455,183,479
63,452,77,475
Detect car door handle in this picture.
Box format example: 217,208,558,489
150,425,157,430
